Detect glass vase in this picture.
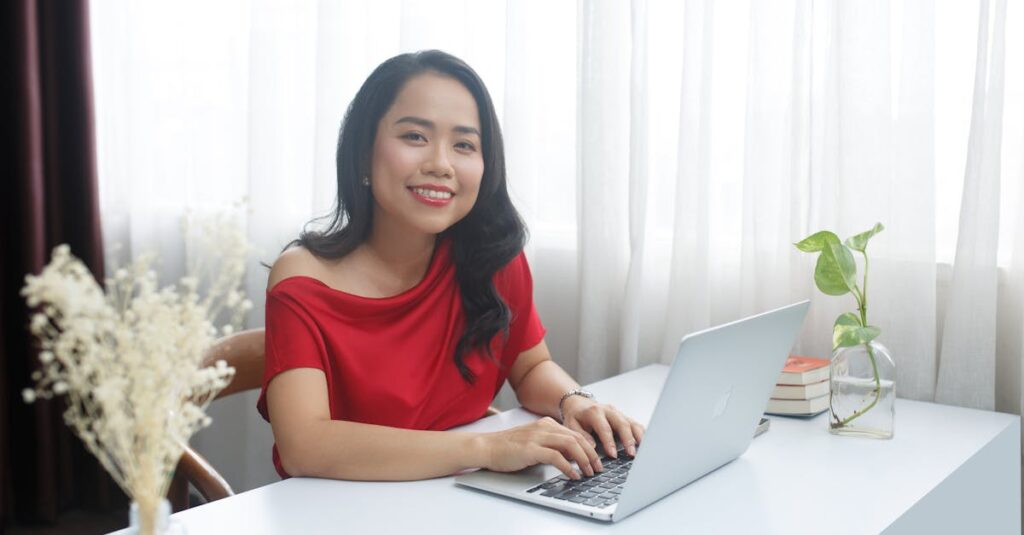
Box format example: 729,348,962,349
828,340,895,439
126,498,186,535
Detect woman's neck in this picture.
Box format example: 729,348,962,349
361,216,438,288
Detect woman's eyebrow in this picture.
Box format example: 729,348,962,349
394,116,480,137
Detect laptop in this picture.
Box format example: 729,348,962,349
454,300,810,522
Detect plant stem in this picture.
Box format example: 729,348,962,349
835,342,882,427
832,249,882,429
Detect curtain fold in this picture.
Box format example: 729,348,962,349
659,0,715,363
889,0,938,403
575,0,632,385
936,0,1007,409
618,0,651,375
0,0,122,527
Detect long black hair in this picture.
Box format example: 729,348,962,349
294,50,526,384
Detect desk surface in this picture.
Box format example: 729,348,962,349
110,364,1020,534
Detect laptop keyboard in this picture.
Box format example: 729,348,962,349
526,446,632,509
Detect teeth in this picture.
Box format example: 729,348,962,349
412,187,452,200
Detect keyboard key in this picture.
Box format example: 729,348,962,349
569,496,587,503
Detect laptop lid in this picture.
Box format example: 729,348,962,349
612,300,810,520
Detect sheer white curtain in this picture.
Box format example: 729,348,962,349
90,0,1023,493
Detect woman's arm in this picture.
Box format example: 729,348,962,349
508,340,646,458
264,254,604,481
266,367,599,481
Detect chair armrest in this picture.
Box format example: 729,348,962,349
169,443,234,510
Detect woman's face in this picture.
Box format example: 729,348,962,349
369,72,484,237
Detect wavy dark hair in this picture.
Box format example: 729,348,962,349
293,50,526,384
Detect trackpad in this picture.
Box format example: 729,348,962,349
455,464,563,494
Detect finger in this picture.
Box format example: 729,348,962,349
607,411,638,457
630,419,646,445
589,412,618,458
571,430,603,473
537,445,579,480
550,433,594,477
565,419,598,449
539,416,559,428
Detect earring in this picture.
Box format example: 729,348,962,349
361,176,370,186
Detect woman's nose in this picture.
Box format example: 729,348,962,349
421,145,454,179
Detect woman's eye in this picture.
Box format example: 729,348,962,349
402,132,426,142
455,141,476,151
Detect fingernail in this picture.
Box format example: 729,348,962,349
628,446,636,457
596,460,604,472
573,471,581,480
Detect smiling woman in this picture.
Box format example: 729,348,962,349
257,50,645,483
369,73,484,237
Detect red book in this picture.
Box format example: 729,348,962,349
777,355,830,386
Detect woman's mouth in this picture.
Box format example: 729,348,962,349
408,186,454,206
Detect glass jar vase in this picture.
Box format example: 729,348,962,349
126,498,186,535
828,340,895,439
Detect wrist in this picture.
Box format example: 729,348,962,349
558,389,596,422
466,432,493,470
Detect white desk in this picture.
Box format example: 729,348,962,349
109,364,1021,534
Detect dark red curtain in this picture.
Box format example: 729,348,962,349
0,0,125,530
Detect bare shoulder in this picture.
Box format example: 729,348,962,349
268,246,333,291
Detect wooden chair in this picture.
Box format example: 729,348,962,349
168,328,265,512
167,328,501,511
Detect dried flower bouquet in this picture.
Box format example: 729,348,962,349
21,211,252,535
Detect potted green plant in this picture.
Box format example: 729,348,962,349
795,223,894,438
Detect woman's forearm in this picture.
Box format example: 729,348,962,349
514,359,582,419
280,419,487,481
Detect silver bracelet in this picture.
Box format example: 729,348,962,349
558,388,595,423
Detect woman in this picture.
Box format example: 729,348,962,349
257,50,644,482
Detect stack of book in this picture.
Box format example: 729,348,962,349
765,356,830,416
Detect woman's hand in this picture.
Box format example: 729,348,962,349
480,417,603,480
561,396,646,458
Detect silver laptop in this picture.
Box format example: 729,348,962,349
454,300,810,522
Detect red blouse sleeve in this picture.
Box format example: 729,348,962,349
495,251,547,370
256,287,328,422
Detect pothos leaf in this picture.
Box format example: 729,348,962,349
814,241,857,296
844,222,885,253
833,324,881,350
794,230,840,253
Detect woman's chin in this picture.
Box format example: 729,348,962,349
403,218,459,238
404,211,472,237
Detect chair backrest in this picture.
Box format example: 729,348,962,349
168,328,265,511
203,329,266,398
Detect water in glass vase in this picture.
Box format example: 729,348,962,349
828,340,895,439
